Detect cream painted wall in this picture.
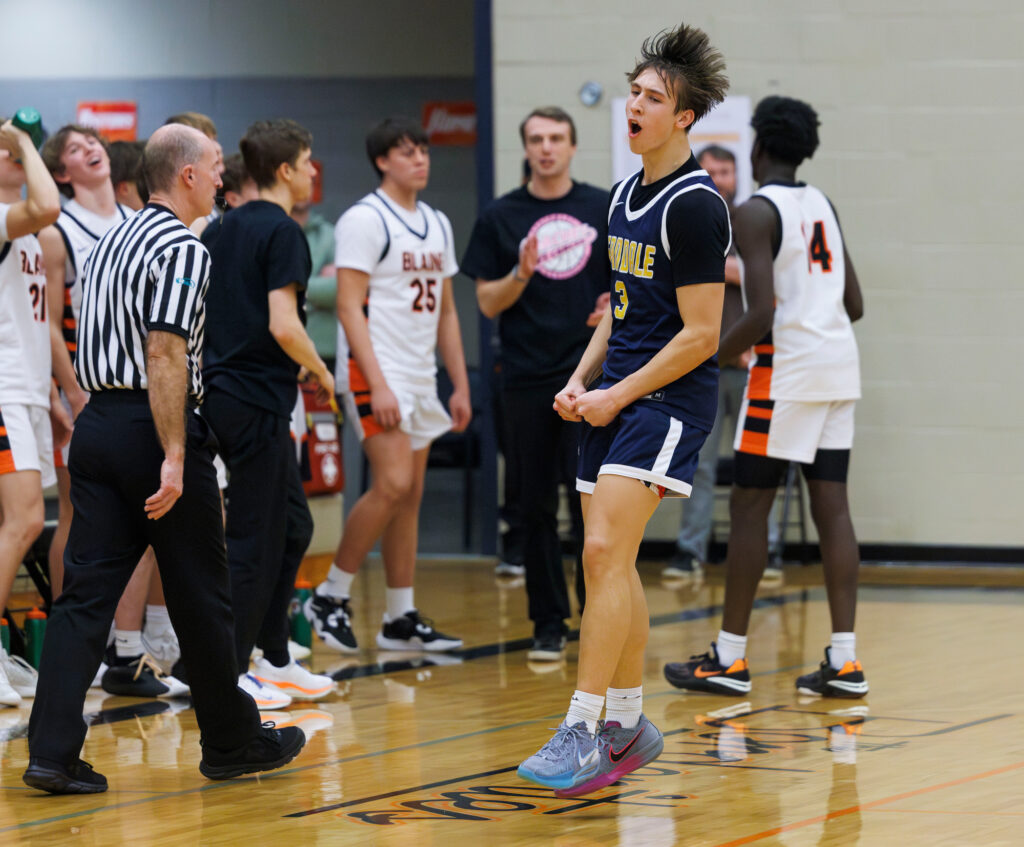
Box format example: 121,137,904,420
493,0,1024,546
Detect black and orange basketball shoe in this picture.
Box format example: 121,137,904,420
663,643,752,695
795,647,868,698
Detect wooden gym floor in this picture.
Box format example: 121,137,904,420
2,558,1022,846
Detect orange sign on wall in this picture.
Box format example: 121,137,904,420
422,101,477,146
77,101,138,142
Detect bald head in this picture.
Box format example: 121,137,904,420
144,124,209,195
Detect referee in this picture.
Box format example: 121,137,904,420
24,124,305,795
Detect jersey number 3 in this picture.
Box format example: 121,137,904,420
613,279,629,319
806,221,833,272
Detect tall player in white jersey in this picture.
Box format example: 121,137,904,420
39,126,184,697
0,117,63,707
304,117,471,654
665,96,868,699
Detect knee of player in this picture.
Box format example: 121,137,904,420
582,533,616,572
5,509,45,549
374,472,415,504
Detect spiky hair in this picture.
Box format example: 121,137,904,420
751,96,820,166
627,23,729,129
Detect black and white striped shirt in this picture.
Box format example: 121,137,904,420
75,204,211,401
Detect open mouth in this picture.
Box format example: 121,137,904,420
628,120,641,138
88,156,103,167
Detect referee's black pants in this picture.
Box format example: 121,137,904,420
202,389,313,670
502,383,585,639
28,391,261,765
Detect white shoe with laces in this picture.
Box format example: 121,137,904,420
141,626,181,675
238,672,292,710
0,649,38,698
250,657,334,702
0,658,22,707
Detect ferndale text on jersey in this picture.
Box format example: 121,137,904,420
607,236,655,279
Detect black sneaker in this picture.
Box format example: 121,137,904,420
662,550,703,580
101,654,190,698
796,647,869,698
23,757,108,794
304,594,359,654
663,643,752,695
527,633,567,661
199,724,306,780
376,610,463,652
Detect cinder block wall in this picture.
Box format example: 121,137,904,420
494,0,1024,546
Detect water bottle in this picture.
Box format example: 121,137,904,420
289,580,313,649
12,108,44,149
0,617,9,653
25,607,47,669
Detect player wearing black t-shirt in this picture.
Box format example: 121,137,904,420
517,23,730,796
201,120,335,710
462,106,608,662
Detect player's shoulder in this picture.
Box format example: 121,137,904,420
339,194,385,226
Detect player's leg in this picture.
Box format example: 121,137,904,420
308,425,413,652
0,467,45,707
101,548,153,686
141,565,180,675
377,394,462,651
795,401,866,697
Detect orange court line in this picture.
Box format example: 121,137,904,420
713,760,1024,847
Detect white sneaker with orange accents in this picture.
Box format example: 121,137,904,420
250,657,334,702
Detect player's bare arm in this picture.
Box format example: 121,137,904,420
267,282,334,404
39,226,89,416
475,233,538,318
336,265,400,428
48,381,72,449
718,197,777,363
0,121,60,237
554,306,613,421
144,330,188,520
577,282,723,427
843,247,864,322
437,276,472,433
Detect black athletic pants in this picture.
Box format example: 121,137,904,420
28,391,260,764
502,383,585,638
202,389,313,669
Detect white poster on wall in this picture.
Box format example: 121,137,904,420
611,95,753,202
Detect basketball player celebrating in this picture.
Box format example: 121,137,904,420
305,117,470,654
39,127,184,697
664,96,866,698
517,23,731,795
0,118,63,707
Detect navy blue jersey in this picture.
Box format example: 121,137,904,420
602,158,731,431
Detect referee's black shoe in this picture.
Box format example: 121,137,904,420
23,757,108,794
199,724,306,780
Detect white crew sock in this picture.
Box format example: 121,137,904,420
716,631,748,669
830,632,856,669
385,587,415,621
144,604,172,634
605,686,643,729
565,690,605,734
114,629,143,660
318,564,355,600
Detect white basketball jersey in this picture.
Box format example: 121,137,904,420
333,191,458,393
54,199,131,328
0,204,50,407
746,183,860,402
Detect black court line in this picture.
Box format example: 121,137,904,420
286,721,815,818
